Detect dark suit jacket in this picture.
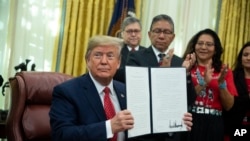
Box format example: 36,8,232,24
126,46,196,141
223,69,250,140
49,73,126,141
114,44,145,82
126,46,183,67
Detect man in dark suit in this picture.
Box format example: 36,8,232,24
49,35,193,141
49,35,134,141
126,14,196,141
114,17,145,83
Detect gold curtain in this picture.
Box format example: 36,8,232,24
52,0,115,76
53,0,142,76
135,0,141,18
218,0,250,68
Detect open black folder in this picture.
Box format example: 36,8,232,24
125,66,188,138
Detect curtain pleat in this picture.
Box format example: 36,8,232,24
53,0,142,76
135,0,141,18
52,0,65,72
53,0,116,76
218,0,250,68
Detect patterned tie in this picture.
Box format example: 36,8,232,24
158,53,165,66
103,87,117,141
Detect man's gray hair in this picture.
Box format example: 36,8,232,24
85,35,123,60
121,17,142,31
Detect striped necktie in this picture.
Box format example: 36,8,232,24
158,53,165,66
103,87,117,141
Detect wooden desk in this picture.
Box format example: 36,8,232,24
0,121,6,138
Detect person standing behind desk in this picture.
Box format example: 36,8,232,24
114,17,145,83
224,41,250,141
126,14,196,141
49,35,134,141
182,28,238,141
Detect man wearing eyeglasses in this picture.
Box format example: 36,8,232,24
126,14,196,141
114,17,145,83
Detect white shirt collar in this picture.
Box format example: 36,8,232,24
127,45,139,51
151,45,168,61
88,72,115,95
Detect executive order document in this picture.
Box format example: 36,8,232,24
126,66,188,138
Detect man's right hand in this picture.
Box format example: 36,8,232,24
111,109,134,134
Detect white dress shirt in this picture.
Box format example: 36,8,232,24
89,72,125,141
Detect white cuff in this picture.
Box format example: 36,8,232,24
105,120,114,139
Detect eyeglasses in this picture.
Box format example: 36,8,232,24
151,29,173,35
196,42,214,47
125,29,141,34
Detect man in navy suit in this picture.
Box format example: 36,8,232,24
49,35,193,141
49,35,134,141
114,17,145,83
126,14,196,141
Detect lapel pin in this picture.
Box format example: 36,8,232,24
121,94,125,98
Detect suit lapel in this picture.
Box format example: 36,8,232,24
138,46,145,50
121,45,130,67
82,74,126,120
82,74,106,120
113,82,126,110
121,45,129,57
144,46,159,66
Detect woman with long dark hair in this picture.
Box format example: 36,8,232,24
224,41,250,141
183,28,238,141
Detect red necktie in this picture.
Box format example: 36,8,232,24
103,87,117,141
131,48,135,52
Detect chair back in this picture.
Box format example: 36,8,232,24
6,71,73,141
